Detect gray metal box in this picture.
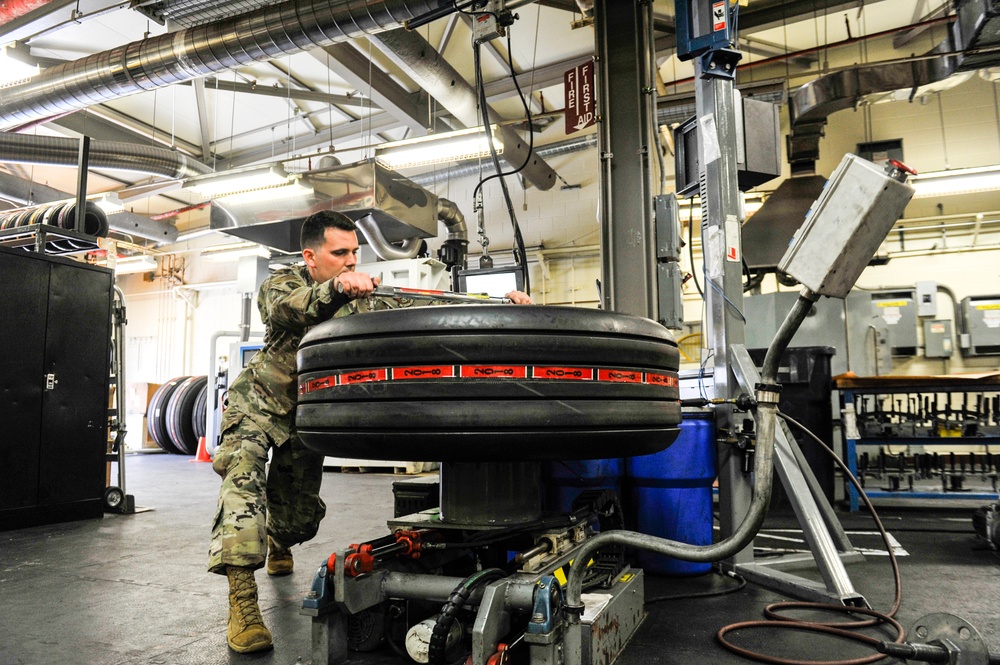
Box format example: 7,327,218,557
656,262,684,330
923,319,953,358
872,290,918,355
654,195,682,261
961,295,1000,356
916,280,937,317
744,290,890,377
778,154,915,298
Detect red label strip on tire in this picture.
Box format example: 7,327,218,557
300,365,677,394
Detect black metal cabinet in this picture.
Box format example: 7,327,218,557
0,246,112,530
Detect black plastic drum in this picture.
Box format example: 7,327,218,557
296,305,681,462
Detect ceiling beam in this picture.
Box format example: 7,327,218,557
192,78,213,160
371,28,558,190
190,77,373,109
310,43,432,135
482,53,592,104
224,112,401,168
0,0,127,44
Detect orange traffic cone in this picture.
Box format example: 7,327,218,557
190,436,212,463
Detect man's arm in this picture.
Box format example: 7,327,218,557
262,271,380,331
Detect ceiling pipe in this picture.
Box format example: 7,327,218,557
0,132,212,179
0,171,178,242
409,134,599,188
355,213,423,261
0,0,444,131
371,28,558,191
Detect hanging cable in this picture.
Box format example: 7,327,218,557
470,25,531,294
716,411,906,665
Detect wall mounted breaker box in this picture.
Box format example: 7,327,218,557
960,295,1000,356
872,290,918,356
923,319,953,359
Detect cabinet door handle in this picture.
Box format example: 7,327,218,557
45,373,58,390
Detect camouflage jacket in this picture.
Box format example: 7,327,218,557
223,263,407,445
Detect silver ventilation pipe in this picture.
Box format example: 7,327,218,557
0,0,441,130
409,134,598,188
436,197,468,269
355,213,423,261
0,171,179,243
436,198,467,243
0,132,212,179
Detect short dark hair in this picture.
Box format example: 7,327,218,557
300,210,357,250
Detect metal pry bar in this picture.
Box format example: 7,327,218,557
336,281,512,305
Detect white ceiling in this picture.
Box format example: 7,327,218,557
0,0,957,232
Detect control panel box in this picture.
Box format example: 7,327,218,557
872,290,918,356
923,319,953,358
961,295,1000,356
778,153,914,299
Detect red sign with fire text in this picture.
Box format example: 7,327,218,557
564,61,595,135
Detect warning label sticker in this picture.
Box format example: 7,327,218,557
713,1,726,31
880,307,902,326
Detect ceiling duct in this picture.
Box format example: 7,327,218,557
0,0,445,130
0,132,211,179
210,159,438,254
787,0,1000,174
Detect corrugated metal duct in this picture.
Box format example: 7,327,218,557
0,0,438,132
0,0,558,191
0,132,212,179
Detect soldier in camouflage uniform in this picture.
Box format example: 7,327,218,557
208,210,384,654
208,209,532,654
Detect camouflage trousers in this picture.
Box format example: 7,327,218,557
207,412,326,574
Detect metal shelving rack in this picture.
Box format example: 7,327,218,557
0,223,102,256
836,374,1000,511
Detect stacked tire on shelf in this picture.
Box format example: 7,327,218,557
147,376,209,454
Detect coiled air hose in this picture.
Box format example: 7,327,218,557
428,568,507,664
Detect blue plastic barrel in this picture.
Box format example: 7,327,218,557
543,458,625,514
625,412,717,576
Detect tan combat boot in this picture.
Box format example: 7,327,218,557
226,566,273,653
266,536,293,576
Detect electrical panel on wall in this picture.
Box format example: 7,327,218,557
872,290,918,356
960,295,1000,356
923,320,953,359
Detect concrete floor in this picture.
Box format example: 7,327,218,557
1,453,998,665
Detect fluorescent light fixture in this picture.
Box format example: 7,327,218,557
910,165,1000,198
183,164,290,198
375,126,503,170
112,255,158,275
213,179,312,204
201,242,271,262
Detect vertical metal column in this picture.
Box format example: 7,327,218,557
75,136,90,233
694,62,753,566
595,0,658,318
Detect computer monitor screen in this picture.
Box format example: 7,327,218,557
241,346,261,365
456,266,525,299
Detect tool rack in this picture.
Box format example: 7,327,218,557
836,374,1000,511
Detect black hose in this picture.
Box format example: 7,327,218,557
428,568,506,664
761,291,818,383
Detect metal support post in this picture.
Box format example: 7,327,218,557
75,136,90,234
595,0,658,317
694,58,754,566
730,345,867,606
